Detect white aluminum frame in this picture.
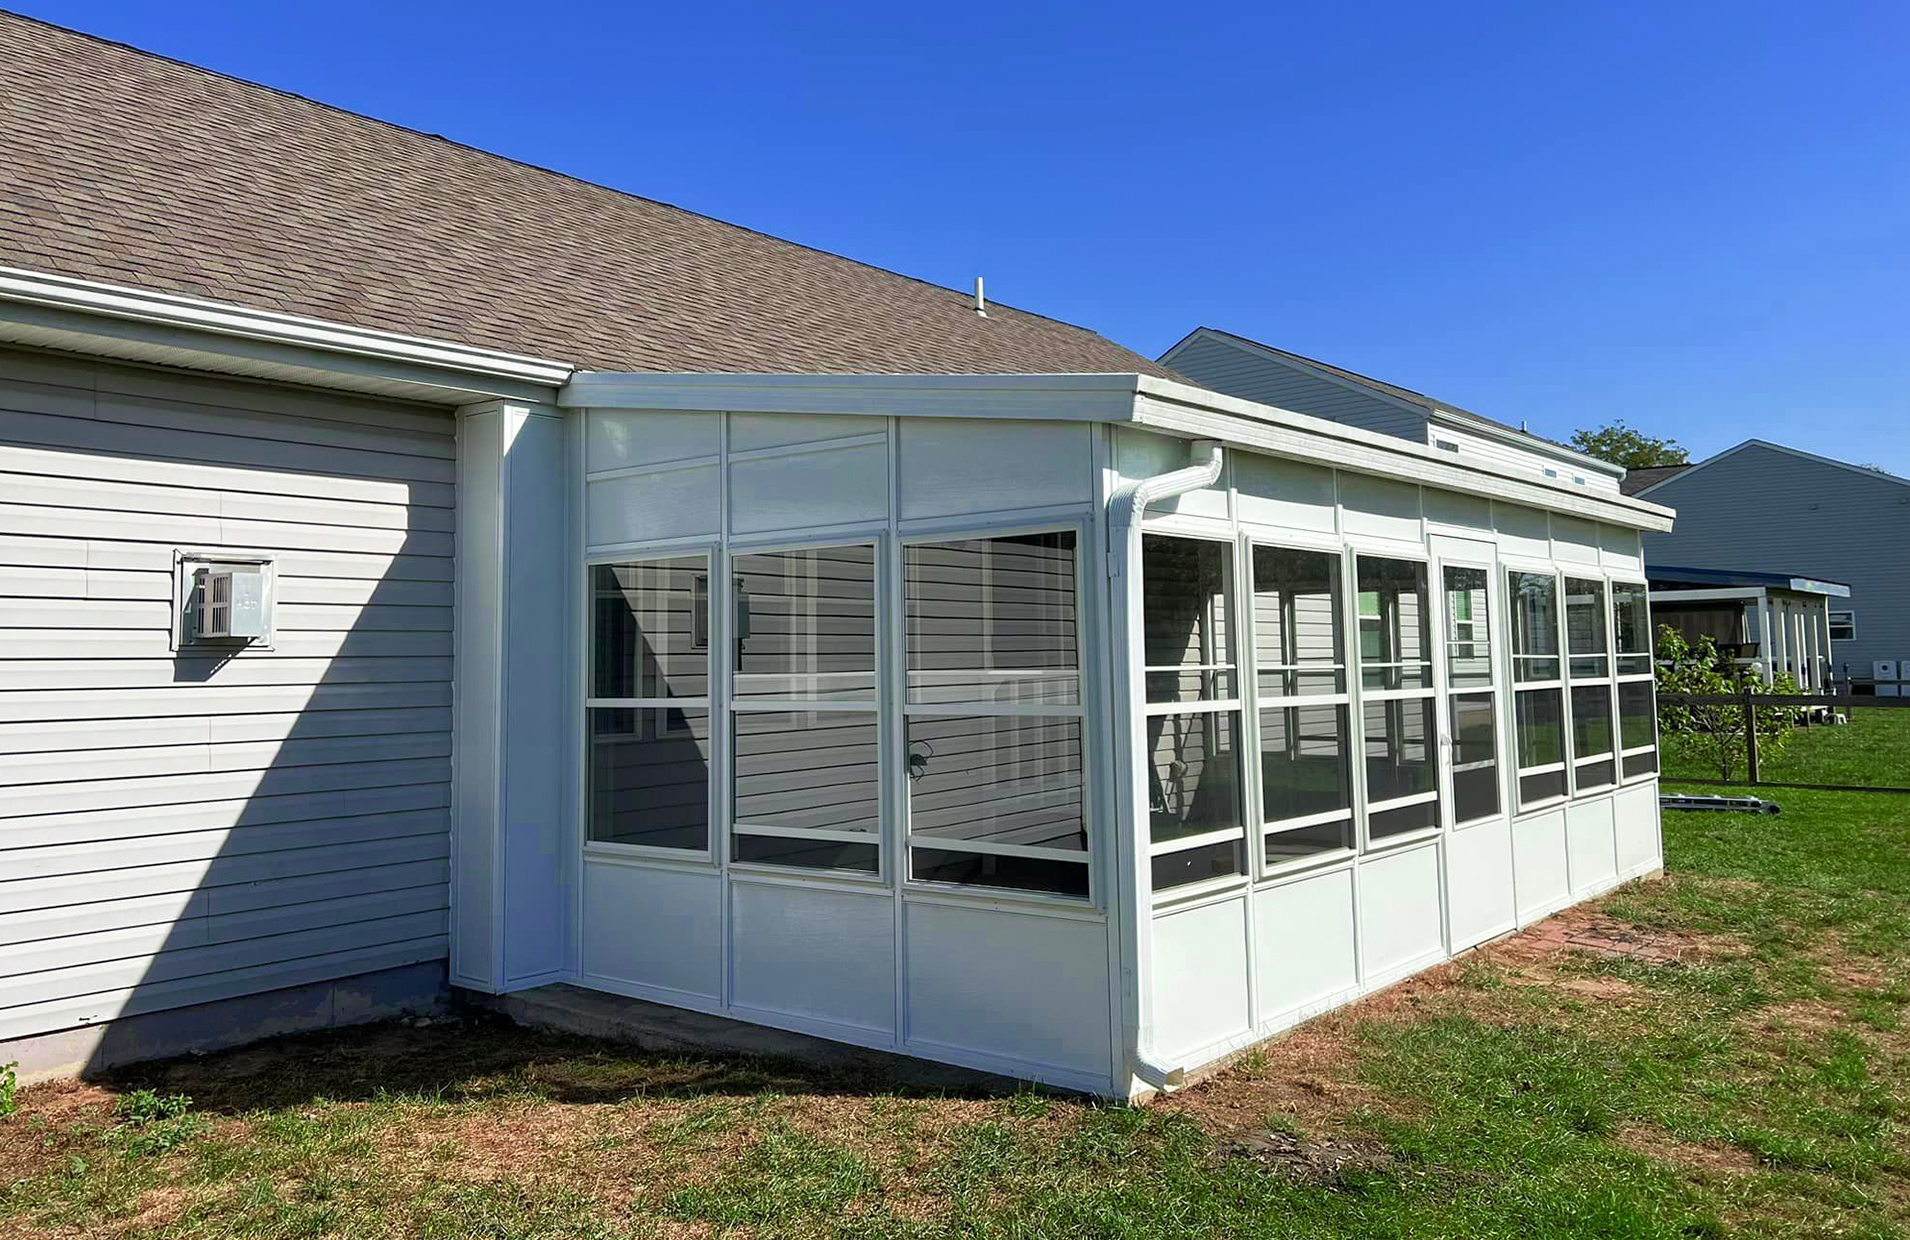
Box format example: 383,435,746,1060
1611,579,1660,784
894,518,1096,901
725,531,888,883
1505,561,1569,812
1564,574,1619,795
1350,549,1442,852
1437,556,1507,830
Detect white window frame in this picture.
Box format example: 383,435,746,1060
896,520,1093,902
1612,579,1659,784
1141,529,1249,899
725,533,887,881
582,545,719,864
1505,563,1568,812
1440,559,1504,830
1246,536,1355,875
1351,550,1441,851
1565,575,1618,795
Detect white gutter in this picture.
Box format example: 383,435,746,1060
0,266,574,388
1106,438,1224,1095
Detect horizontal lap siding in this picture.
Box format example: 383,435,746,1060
0,348,453,1042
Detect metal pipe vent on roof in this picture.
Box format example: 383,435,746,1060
974,276,987,318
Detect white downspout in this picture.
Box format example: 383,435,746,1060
1106,438,1224,1096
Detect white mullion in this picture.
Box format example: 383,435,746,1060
732,823,880,845
1254,691,1350,710
1368,788,1440,812
1149,825,1248,858
1263,806,1354,834
587,697,711,710
1361,685,1438,704
902,703,1086,719
1141,698,1244,717
730,698,881,714
905,835,1091,864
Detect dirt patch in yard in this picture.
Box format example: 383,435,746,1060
1614,1122,1758,1176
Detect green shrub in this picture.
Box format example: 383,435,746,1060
0,1060,16,1119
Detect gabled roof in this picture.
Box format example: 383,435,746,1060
0,12,1178,380
1160,326,1621,475
1634,438,1910,499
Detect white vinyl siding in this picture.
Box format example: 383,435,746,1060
0,347,453,1042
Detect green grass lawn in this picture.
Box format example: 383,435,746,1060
5,788,1907,1239
1662,704,1910,788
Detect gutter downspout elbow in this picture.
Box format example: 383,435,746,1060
1107,439,1223,1097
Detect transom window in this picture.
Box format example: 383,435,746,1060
1252,545,1351,866
1142,535,1246,892
903,530,1088,898
587,555,713,852
1356,556,1438,842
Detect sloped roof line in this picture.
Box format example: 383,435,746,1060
1635,438,1910,499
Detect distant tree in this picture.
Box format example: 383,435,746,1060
1568,420,1690,470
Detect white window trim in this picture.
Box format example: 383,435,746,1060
896,520,1095,901
582,546,719,863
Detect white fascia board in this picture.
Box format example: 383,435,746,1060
1649,588,1764,603
1132,375,1677,532
0,266,574,392
1428,407,1625,478
558,370,1145,419
1788,578,1852,598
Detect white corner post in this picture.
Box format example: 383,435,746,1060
452,398,573,993
1106,439,1224,1097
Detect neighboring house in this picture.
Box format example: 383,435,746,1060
0,13,1676,1100
1160,327,1627,494
1634,441,1910,685
1646,566,1849,691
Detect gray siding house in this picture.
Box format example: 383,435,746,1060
1160,327,1625,493
1634,440,1910,682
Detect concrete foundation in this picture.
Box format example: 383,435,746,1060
467,983,1019,1094
3,962,448,1085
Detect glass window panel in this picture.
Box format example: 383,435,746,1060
1450,693,1500,824
1566,578,1610,679
1355,557,1432,690
1619,681,1657,752
1624,750,1659,778
1264,818,1350,864
906,716,1085,854
1571,685,1615,758
1371,798,1438,841
1147,711,1242,845
910,850,1089,897
1142,535,1234,703
1253,546,1343,698
905,532,1079,707
1520,769,1566,803
1362,697,1437,806
733,835,879,873
1152,838,1244,891
588,707,709,850
1444,566,1494,687
1515,688,1565,770
592,557,709,700
732,710,879,837
732,546,876,700
1612,582,1653,675
1259,703,1350,823
1576,759,1616,790
1509,572,1561,682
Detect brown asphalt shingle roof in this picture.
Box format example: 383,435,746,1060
0,11,1180,379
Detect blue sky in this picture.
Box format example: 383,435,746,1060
21,1,1910,471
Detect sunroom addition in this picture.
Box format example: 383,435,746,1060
486,371,1676,1101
